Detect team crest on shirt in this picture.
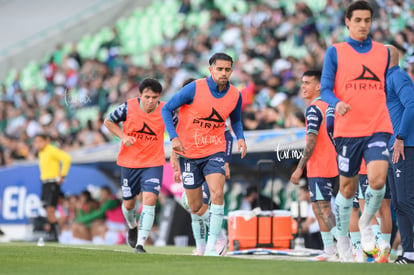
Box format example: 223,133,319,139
193,108,225,129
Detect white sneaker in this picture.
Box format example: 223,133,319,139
192,248,204,256
216,235,227,256
375,240,390,263
358,220,377,255
353,248,366,263
312,252,339,262
337,236,355,262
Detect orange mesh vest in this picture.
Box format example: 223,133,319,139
117,98,165,168
307,99,339,178
176,78,239,158
333,41,393,138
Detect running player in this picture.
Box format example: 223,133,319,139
104,78,166,253
321,1,393,261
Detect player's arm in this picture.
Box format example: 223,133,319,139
52,147,71,184
391,70,414,163
162,83,196,153
290,106,323,184
104,102,136,147
326,106,335,146
321,46,350,116
229,93,247,158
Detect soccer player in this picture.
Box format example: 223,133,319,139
385,45,414,264
172,127,233,256
104,78,166,253
321,1,393,262
290,70,338,262
33,133,72,242
162,52,247,256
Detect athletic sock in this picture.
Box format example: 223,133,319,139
122,203,137,229
335,192,353,237
350,231,362,250
360,186,385,227
372,224,383,244
321,231,335,253
191,214,206,254
137,205,155,246
382,233,391,244
205,204,224,252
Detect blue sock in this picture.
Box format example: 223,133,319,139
137,205,155,246
206,204,224,251
122,203,137,229
191,214,206,253
350,231,362,250
335,192,353,237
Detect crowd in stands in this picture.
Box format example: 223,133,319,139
0,0,413,166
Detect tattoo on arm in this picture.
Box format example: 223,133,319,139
297,133,317,169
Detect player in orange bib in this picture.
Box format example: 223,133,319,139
162,52,247,256
320,1,393,262
104,78,166,254
290,70,338,261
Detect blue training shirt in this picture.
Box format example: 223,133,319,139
321,36,390,107
386,65,414,148
161,76,245,140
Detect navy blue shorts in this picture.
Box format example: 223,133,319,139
120,166,163,200
178,152,226,190
335,132,391,177
308,177,338,202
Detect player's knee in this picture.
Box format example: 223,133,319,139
123,200,136,210
189,200,203,214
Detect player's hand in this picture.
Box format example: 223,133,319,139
238,139,247,159
57,176,65,185
225,162,231,179
391,139,405,164
335,101,351,116
122,136,136,147
173,171,182,183
172,138,186,154
290,168,303,185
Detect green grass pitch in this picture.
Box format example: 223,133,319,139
1,243,413,275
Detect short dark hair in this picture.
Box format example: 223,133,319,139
302,70,321,82
209,52,233,66
345,0,372,20
139,78,163,94
182,78,196,88
34,133,50,140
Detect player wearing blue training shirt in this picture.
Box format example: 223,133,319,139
385,45,414,264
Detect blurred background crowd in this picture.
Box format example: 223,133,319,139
0,0,413,166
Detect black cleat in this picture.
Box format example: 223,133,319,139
134,245,146,254
127,227,138,248
395,255,414,264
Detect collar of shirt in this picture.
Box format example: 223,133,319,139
345,36,372,53
206,76,230,95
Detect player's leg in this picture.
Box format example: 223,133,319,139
308,177,337,261
349,183,364,262
204,152,226,256
135,165,163,253
335,136,363,262
120,167,139,248
360,133,391,254
375,197,392,263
